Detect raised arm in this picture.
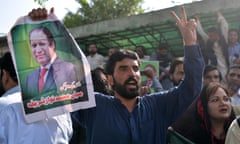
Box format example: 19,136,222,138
217,11,229,43
28,7,54,20
170,6,197,46
157,6,204,125
194,14,209,44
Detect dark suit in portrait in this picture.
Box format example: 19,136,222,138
24,57,79,98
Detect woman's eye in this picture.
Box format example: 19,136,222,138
210,99,218,102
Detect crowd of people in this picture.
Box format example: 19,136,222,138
1,6,240,144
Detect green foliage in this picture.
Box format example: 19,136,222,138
34,0,48,6
63,0,144,28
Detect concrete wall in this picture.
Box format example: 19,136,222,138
69,0,240,39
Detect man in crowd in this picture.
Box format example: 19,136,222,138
161,59,184,90
225,64,240,105
135,45,150,61
150,42,174,82
72,6,204,144
228,29,240,65
86,43,105,70
196,12,229,77
28,6,204,144
203,64,222,85
0,52,73,143
0,52,20,110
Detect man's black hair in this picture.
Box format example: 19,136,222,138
105,49,140,75
169,60,183,74
207,27,220,34
0,52,17,82
227,64,240,74
30,26,55,46
204,65,222,81
158,43,168,50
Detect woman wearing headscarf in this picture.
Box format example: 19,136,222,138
170,82,235,144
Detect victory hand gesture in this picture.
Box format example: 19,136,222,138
170,6,197,46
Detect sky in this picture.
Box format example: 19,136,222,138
0,0,197,35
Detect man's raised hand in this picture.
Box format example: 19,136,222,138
28,7,54,21
170,6,197,46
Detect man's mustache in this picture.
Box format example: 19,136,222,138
124,77,138,85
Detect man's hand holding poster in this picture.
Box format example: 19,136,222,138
7,10,96,123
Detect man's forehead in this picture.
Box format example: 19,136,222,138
89,45,96,48
229,31,238,34
205,73,219,77
175,64,183,71
115,58,139,66
206,70,219,75
229,68,240,73
30,31,47,40
30,38,48,41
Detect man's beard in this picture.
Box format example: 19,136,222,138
112,77,139,99
89,51,97,55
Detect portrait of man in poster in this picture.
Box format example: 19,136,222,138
25,26,79,97
8,12,95,123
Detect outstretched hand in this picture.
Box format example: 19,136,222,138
170,6,197,46
28,7,54,21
